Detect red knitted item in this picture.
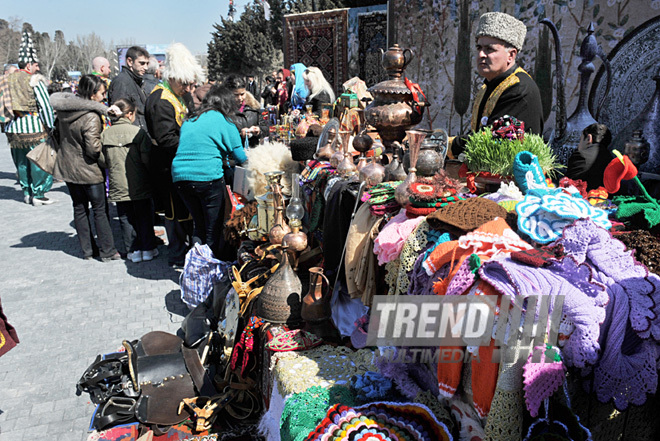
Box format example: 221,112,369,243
559,177,588,198
603,154,637,193
436,282,501,418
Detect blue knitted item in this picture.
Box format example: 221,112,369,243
350,371,399,403
513,151,546,194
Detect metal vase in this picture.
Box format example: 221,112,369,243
257,252,302,325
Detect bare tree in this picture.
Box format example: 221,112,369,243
37,30,67,78
0,17,22,66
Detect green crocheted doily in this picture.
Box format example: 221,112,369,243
280,385,357,441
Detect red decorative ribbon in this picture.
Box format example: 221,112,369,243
404,77,427,116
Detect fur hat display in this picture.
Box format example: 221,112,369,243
162,43,204,84
245,141,301,199
18,30,39,64
476,12,527,51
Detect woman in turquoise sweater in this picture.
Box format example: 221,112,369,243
172,85,247,259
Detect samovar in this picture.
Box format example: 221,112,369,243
365,44,426,151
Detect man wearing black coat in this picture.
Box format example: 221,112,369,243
109,46,150,131
451,12,543,156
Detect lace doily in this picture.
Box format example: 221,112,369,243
280,385,357,441
384,258,400,296
393,220,431,296
271,345,377,396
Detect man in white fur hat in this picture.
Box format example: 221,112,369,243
145,43,203,268
451,11,543,156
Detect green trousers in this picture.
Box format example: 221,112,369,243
10,146,53,198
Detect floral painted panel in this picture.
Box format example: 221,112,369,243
391,0,658,138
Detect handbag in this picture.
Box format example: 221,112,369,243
26,136,58,174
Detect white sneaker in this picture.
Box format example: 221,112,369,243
32,196,55,206
142,248,159,261
24,195,32,204
128,251,143,262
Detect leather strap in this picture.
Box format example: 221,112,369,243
93,396,137,430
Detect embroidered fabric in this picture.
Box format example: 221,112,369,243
449,392,486,441
270,345,377,397
384,258,400,296
567,372,660,441
590,281,658,410
306,401,453,441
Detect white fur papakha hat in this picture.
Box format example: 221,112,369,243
162,43,205,84
476,12,527,51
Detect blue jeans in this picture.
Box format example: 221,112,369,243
175,178,225,259
66,182,117,259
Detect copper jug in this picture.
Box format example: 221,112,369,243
301,267,340,342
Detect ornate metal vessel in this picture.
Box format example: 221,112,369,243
365,44,426,150
257,251,302,325
611,69,660,174
541,20,611,166
301,267,340,342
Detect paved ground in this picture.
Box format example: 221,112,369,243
0,135,190,440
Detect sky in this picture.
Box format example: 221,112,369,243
3,0,252,55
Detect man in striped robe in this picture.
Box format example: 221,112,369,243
4,30,56,205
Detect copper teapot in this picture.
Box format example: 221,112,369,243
380,44,414,78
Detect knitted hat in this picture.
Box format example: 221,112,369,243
290,136,319,161
427,197,507,234
603,154,637,193
18,30,39,64
476,12,527,51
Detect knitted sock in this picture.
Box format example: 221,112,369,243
437,347,464,399
513,151,546,194
470,282,503,418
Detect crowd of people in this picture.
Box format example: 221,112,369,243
1,34,339,268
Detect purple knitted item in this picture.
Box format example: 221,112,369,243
480,256,608,369
445,258,476,296
523,346,566,417
409,256,450,296
590,281,658,410
556,219,660,342
376,347,440,399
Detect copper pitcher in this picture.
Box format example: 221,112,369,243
301,267,340,342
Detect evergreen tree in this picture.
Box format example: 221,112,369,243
208,1,276,78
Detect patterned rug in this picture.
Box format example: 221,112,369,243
284,9,348,95
359,11,388,87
